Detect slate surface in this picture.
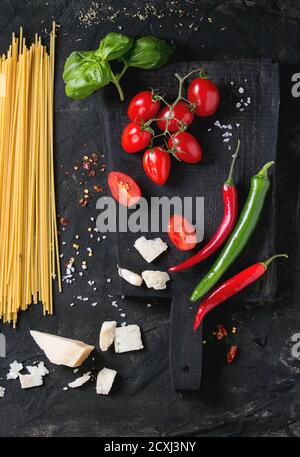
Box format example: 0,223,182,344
0,0,300,438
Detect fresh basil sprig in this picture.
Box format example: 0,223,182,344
63,32,175,101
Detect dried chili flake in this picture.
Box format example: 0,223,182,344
64,171,69,177
60,217,69,226
88,169,96,177
79,198,88,207
82,161,91,171
216,324,228,341
227,345,238,364
93,185,103,193
91,153,98,163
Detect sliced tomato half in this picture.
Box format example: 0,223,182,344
168,214,197,251
108,171,142,207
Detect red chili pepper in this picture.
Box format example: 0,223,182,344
168,140,240,273
194,254,288,331
227,345,238,364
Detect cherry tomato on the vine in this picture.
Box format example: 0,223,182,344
168,132,202,164
127,91,161,122
187,77,220,117
108,171,141,207
156,101,194,132
121,122,152,154
143,146,171,186
168,214,197,251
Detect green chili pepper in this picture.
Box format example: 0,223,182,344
190,161,275,302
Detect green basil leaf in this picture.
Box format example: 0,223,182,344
124,36,175,70
63,51,112,99
96,32,134,61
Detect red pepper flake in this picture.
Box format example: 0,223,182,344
216,324,228,341
91,153,98,163
60,217,69,226
82,161,91,171
64,171,69,176
79,198,88,207
93,185,103,193
88,169,96,177
227,345,238,364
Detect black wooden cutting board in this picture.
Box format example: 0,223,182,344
103,59,280,390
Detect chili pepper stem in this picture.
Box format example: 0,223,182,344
261,254,288,268
226,139,240,186
258,160,275,177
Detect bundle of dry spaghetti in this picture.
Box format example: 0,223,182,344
0,22,61,326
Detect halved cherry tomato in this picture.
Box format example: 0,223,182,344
168,215,197,251
143,146,171,186
188,77,220,117
168,132,202,164
121,122,152,154
156,101,194,132
127,90,161,122
108,171,141,207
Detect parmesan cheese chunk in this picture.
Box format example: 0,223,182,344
7,360,23,380
68,372,91,389
19,362,49,389
134,236,168,263
118,267,143,287
114,325,144,354
30,330,94,368
96,368,117,395
99,321,117,351
19,372,43,389
142,270,170,290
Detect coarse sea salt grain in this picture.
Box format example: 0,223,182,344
91,302,97,307
0,386,5,398
238,87,244,93
107,278,112,283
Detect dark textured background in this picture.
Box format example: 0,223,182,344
0,0,300,437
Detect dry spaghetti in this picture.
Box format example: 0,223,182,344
0,22,61,325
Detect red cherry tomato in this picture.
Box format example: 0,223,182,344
121,122,152,154
108,171,141,207
188,77,220,117
156,101,194,132
168,132,202,164
143,147,171,186
168,214,197,251
127,90,161,122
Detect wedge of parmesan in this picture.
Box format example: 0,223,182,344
30,330,94,368
142,271,170,290
99,321,117,351
96,368,117,395
114,325,144,354
134,236,168,263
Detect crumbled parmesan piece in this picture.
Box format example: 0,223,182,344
114,325,144,354
99,321,117,351
96,368,117,395
68,372,91,389
142,271,170,290
7,361,23,380
134,236,168,263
